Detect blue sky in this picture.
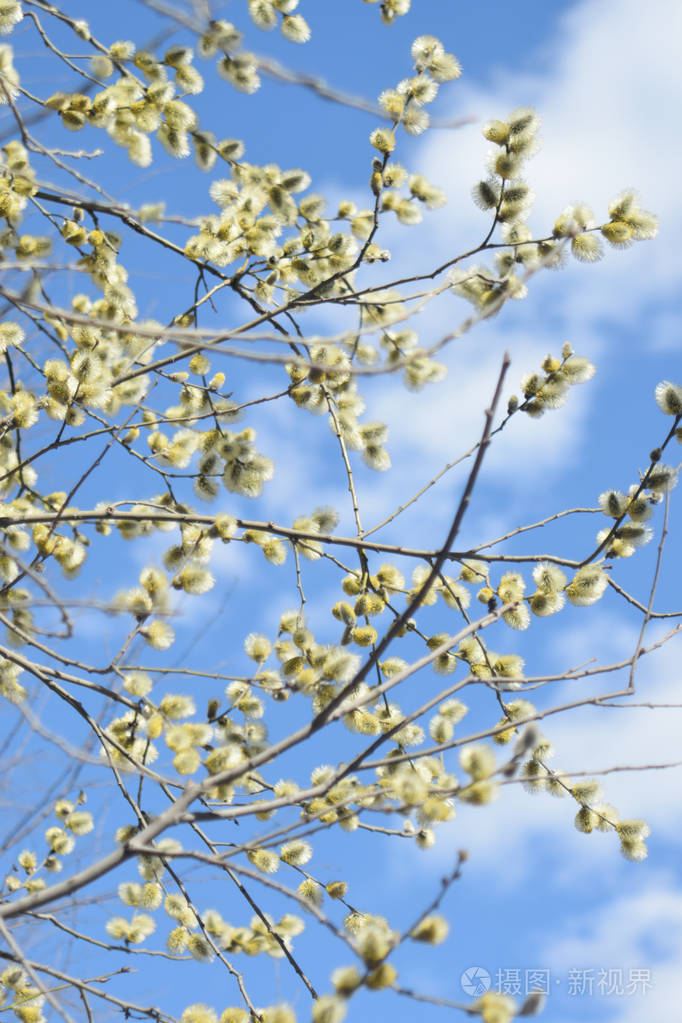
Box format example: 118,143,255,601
2,1,682,1022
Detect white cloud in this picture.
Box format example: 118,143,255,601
248,0,682,544
541,635,682,837
344,0,682,519
549,882,682,967
419,0,682,296
546,882,682,1022
388,619,682,1016
413,620,682,874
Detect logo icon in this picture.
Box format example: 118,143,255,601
461,966,491,997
